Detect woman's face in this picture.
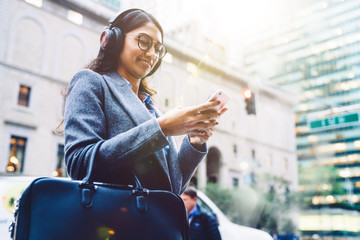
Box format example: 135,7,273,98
118,22,162,82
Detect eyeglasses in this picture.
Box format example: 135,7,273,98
128,33,167,59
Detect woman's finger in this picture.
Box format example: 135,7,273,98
219,107,228,116
188,129,207,135
189,134,209,143
196,111,219,122
192,100,220,114
192,120,218,130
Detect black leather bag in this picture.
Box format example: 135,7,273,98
10,142,189,240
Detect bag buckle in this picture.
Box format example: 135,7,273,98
132,188,149,214
79,183,95,208
132,188,149,197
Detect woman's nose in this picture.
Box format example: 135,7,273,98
145,44,157,59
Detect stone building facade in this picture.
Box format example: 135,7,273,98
0,0,298,191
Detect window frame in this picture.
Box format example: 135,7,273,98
14,81,35,112
53,143,67,177
6,135,27,173
1,122,35,174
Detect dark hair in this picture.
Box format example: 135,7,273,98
86,8,164,95
183,187,198,199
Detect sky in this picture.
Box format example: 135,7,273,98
123,0,304,69
124,0,302,38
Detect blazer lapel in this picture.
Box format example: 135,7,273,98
102,72,153,126
102,72,171,185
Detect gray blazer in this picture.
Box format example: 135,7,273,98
64,69,207,194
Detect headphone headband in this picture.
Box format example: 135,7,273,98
108,11,122,29
108,9,145,29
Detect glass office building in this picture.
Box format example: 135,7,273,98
243,0,360,237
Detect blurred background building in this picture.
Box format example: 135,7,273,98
0,0,297,193
243,0,360,238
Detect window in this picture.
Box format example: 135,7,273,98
6,136,27,173
232,177,239,187
284,158,289,170
233,144,238,157
99,0,121,10
54,144,67,177
67,10,83,25
17,84,31,107
196,197,214,216
251,149,256,161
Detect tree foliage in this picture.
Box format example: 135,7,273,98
298,165,346,208
299,165,345,196
204,174,299,235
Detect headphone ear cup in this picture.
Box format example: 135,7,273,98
111,27,124,53
100,27,123,52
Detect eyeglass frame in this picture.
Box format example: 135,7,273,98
127,33,167,59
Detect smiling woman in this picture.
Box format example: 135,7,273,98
62,8,226,196
58,9,228,238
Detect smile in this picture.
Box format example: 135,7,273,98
138,58,152,68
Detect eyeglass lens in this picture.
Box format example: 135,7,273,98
138,34,167,59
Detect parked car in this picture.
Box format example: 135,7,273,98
196,190,273,240
0,176,35,239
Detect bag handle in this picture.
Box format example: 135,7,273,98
78,141,148,211
79,141,143,189
79,141,103,187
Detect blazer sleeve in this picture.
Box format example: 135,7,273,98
64,70,169,179
178,136,207,193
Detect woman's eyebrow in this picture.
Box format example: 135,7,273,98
138,32,162,42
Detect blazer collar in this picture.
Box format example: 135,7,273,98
102,71,171,186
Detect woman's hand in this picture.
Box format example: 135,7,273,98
189,126,215,146
157,101,221,137
189,107,228,146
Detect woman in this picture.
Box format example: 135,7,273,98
64,9,225,195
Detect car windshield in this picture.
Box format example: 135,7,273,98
197,196,214,215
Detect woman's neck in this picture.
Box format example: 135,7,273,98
125,77,140,95
117,70,140,95
130,81,140,96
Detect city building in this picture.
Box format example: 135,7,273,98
243,0,360,238
0,0,297,195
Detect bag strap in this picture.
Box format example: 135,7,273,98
78,141,148,211
79,141,143,189
73,144,92,179
80,141,102,187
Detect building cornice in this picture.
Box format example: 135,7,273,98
0,61,66,85
49,0,115,24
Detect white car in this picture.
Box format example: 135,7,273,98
196,190,273,240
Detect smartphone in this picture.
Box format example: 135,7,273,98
207,89,230,112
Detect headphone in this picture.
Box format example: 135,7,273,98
100,13,124,53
